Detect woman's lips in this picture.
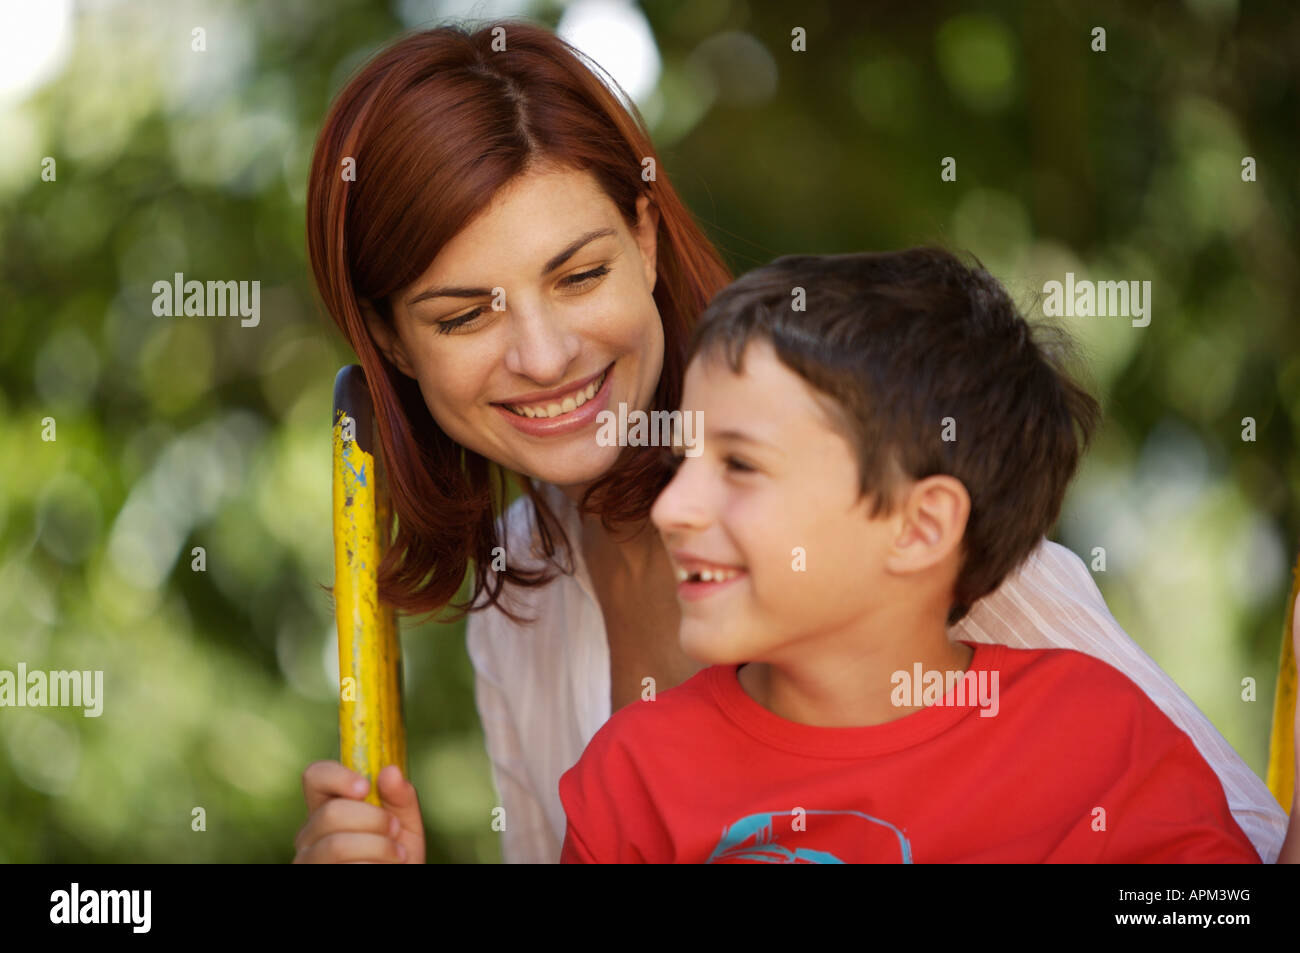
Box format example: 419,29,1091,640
491,363,615,437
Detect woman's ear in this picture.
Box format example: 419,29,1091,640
633,192,660,293
361,298,416,379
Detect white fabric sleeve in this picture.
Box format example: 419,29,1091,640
952,537,1288,863
466,614,561,864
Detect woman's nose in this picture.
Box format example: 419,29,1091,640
502,298,581,381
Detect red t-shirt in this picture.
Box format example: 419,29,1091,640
559,642,1259,863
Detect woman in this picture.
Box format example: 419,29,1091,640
292,20,1288,863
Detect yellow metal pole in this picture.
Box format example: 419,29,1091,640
332,365,407,806
1266,550,1299,811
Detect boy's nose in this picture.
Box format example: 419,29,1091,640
650,460,713,536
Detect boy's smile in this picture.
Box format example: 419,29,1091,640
668,552,747,600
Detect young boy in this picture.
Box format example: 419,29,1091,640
558,247,1262,863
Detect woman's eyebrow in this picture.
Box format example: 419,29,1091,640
541,227,616,274
405,227,617,307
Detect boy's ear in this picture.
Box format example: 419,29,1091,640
361,298,416,379
885,476,970,574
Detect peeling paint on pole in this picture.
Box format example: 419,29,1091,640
333,365,407,805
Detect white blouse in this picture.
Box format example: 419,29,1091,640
466,480,1288,863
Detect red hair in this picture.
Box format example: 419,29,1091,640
307,21,733,623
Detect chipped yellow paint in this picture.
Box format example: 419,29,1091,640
333,409,406,806
1266,550,1298,812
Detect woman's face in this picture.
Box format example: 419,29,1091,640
367,164,664,490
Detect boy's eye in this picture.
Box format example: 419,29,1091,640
659,449,755,474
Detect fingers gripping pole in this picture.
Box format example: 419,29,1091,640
332,365,407,806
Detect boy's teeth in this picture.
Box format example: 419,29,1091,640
676,566,741,583
509,370,606,418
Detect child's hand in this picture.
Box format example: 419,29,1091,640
294,762,426,863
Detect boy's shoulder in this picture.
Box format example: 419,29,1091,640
996,641,1164,699
987,644,1257,862
565,666,725,776
993,641,1183,720
984,642,1209,766
602,664,722,736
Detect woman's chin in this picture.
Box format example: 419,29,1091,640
514,444,625,491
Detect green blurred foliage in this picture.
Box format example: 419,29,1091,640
0,0,1296,861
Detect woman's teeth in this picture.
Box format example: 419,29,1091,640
676,567,742,583
507,369,607,418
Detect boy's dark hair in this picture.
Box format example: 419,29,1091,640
689,247,1101,625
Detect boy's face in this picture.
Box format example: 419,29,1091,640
650,338,900,666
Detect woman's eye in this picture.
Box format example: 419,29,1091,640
725,456,755,473
435,306,486,334
435,266,609,334
561,264,610,289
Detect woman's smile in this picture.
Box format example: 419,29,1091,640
490,361,616,437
